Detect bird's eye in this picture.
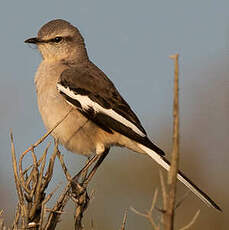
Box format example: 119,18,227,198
53,37,63,43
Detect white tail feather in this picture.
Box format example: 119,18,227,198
137,143,220,210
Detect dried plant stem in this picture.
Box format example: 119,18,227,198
10,131,27,229
120,209,128,230
56,148,72,182
10,129,60,229
179,210,200,230
164,54,180,230
21,108,73,157
159,170,167,211
44,183,71,230
9,108,98,229
130,188,160,230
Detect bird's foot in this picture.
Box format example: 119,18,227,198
70,176,90,229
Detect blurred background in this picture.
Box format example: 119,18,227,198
0,0,228,229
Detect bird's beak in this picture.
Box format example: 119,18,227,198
24,37,41,44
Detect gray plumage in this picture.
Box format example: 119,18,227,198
24,19,221,211
32,19,151,156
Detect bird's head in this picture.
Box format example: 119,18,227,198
25,19,88,62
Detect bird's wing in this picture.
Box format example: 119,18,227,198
57,63,164,156
57,63,221,211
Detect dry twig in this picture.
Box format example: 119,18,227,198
119,209,128,230
0,210,9,230
21,109,73,157
164,54,180,230
179,210,200,230
9,109,94,229
131,54,200,230
10,131,62,229
45,150,95,230
130,188,160,230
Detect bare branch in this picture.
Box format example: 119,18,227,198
164,53,180,230
56,147,72,182
44,183,71,230
175,191,190,210
10,131,27,229
120,209,128,230
39,185,61,230
21,108,73,157
159,170,167,211
130,188,160,230
10,130,64,229
10,131,24,204
179,210,200,230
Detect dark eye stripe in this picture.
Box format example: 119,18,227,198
44,36,72,44
50,37,63,43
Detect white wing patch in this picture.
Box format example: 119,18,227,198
57,83,146,137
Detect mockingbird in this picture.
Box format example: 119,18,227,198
25,19,220,211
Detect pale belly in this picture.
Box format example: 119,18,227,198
37,83,104,155
34,61,101,155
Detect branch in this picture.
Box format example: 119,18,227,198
21,108,73,157
120,209,128,230
130,188,160,230
10,131,61,229
179,210,200,230
164,53,180,230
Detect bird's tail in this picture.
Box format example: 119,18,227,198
137,143,221,211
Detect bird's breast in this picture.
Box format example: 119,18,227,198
34,61,98,155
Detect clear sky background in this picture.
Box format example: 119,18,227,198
0,1,229,229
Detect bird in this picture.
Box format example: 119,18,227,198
24,19,221,211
